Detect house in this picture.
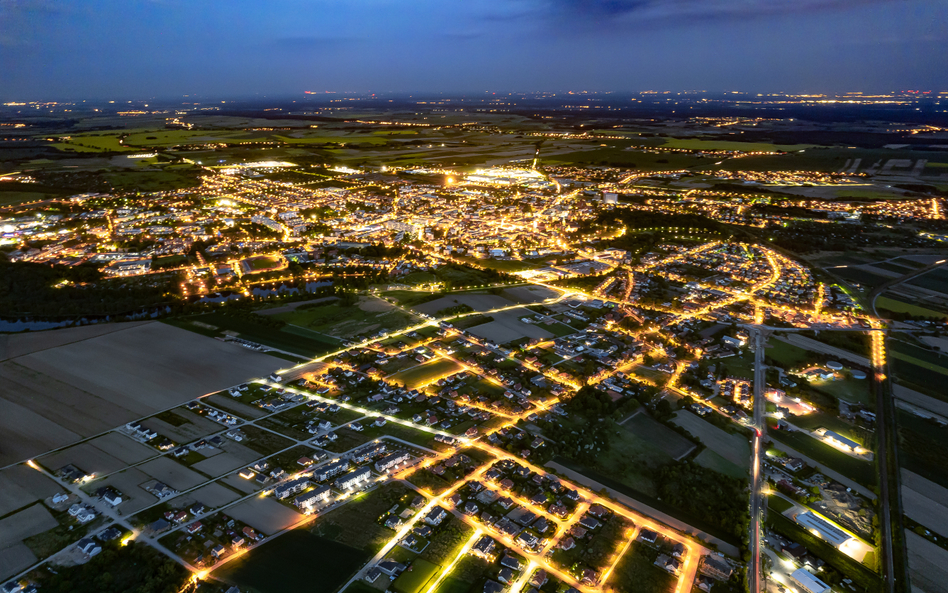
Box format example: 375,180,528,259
579,515,600,530
672,543,685,558
365,568,382,583
314,459,351,482
76,538,101,557
101,488,123,507
500,555,523,571
377,561,406,577
581,569,599,585
424,506,448,526
531,570,548,587
211,544,226,558
243,526,261,541
483,581,504,593
658,555,680,574
699,555,734,580
186,522,203,534
189,502,206,516
498,568,516,585
638,529,658,544
148,518,170,533
558,537,575,550
472,535,497,559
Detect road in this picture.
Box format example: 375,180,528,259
872,330,907,593
749,328,768,593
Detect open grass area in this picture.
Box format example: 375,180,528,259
392,558,440,593
272,301,415,340
388,359,463,389
719,352,755,380
767,495,795,514
812,377,874,407
214,528,370,593
590,419,673,497
765,339,813,369
608,542,676,593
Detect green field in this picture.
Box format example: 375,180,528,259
767,495,795,514
765,339,813,368
876,295,947,319
907,268,948,294
623,413,695,459
392,558,441,593
388,359,463,389
244,255,284,271
658,138,812,152
813,378,873,407
272,300,415,339
694,449,746,479
214,529,370,593
166,313,338,358
889,340,948,375
539,321,577,337
897,410,948,490
589,419,673,497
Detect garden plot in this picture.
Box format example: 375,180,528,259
137,457,207,491
225,496,304,534
672,411,749,468
0,464,63,518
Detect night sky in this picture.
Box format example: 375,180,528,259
1,0,946,100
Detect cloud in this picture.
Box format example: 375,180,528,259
526,0,909,28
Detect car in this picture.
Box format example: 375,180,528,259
754,428,762,438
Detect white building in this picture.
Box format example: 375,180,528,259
791,568,830,593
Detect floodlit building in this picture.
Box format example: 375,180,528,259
795,512,853,548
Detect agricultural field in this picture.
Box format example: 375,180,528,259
624,413,696,460
270,298,416,340
671,411,749,469
0,321,280,466
387,359,463,389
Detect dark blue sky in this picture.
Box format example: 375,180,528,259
1,0,946,100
